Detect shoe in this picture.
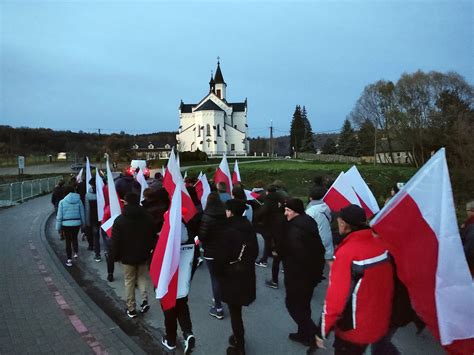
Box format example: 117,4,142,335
226,345,246,355
183,333,195,354
161,336,176,351
197,257,204,268
209,306,224,319
228,334,237,346
107,274,114,282
126,309,138,318
265,280,279,289
73,253,78,258
255,261,267,268
288,333,311,346
65,259,72,267
140,300,150,313
95,256,102,262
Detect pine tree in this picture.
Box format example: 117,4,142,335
357,119,375,156
301,106,315,152
289,105,305,155
337,119,359,156
322,137,337,154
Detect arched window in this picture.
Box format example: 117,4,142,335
207,124,211,136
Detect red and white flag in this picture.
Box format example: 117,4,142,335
163,148,197,223
95,169,105,222
149,180,182,310
195,173,211,208
136,168,148,203
232,160,241,184
85,157,93,192
214,154,233,193
101,157,122,237
244,189,259,201
371,148,474,354
323,172,360,212
344,165,380,218
75,168,83,183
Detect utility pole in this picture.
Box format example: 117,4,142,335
269,120,274,158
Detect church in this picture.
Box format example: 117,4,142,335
176,60,249,155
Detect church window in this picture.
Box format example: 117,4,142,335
217,124,221,137
231,144,235,151
216,89,221,98
197,125,201,137
207,124,211,136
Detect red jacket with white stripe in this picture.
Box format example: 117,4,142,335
321,228,394,345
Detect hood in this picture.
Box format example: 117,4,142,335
227,215,252,233
307,200,331,218
123,205,148,218
290,213,318,235
64,192,81,204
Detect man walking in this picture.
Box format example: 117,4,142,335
110,192,157,318
281,198,325,346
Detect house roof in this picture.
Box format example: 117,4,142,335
194,99,225,112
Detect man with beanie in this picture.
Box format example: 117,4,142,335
110,192,157,318
314,204,394,354
280,198,325,347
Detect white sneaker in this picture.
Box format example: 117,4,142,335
66,259,72,267
73,253,78,259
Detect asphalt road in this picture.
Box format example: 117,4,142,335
43,199,444,354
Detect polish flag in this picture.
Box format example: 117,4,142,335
163,148,197,223
75,168,83,183
371,148,474,354
232,160,241,184
244,189,259,201
214,154,233,193
323,172,360,212
95,169,105,222
150,180,182,310
136,168,148,203
344,166,380,218
85,157,93,192
101,157,122,237
195,173,211,208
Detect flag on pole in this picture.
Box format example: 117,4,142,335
162,166,166,177
149,180,183,310
244,189,259,201
75,168,83,183
323,172,360,212
85,157,92,192
136,169,148,203
344,166,380,218
195,173,211,208
101,157,122,237
371,148,474,354
95,169,105,222
214,154,233,193
232,160,241,184
183,171,188,179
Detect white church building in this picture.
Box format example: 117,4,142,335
176,61,249,155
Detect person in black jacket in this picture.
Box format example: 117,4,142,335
281,198,325,347
110,192,157,319
215,199,258,355
198,191,227,320
51,179,65,214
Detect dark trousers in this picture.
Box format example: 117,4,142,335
206,259,223,309
163,297,193,343
228,303,245,348
334,336,368,355
91,224,100,257
63,226,80,259
100,229,114,275
371,327,400,355
260,232,272,262
85,225,93,249
271,255,281,283
285,282,317,342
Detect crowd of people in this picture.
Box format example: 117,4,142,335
51,169,474,355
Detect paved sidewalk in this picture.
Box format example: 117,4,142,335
0,195,145,355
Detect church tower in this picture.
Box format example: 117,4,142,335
214,60,226,100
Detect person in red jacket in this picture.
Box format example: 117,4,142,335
314,204,394,354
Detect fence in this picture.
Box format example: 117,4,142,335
0,176,63,207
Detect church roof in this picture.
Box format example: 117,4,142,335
230,102,246,112
214,61,225,84
180,103,193,113
194,99,224,112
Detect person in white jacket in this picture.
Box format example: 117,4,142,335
305,187,334,267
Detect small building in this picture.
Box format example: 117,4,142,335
131,143,172,160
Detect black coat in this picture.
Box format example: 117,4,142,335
281,213,325,289
215,215,258,306
110,205,157,265
198,208,227,259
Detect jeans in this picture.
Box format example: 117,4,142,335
63,226,80,259
334,336,368,355
101,229,114,275
206,259,222,309
271,255,282,283
228,303,245,348
122,263,148,311
163,297,193,343
285,282,317,342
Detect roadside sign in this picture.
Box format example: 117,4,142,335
18,156,25,169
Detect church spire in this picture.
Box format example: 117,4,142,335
214,57,225,84
209,70,215,93
213,57,227,100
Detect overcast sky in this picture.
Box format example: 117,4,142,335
1,0,473,137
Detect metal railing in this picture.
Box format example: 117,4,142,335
0,176,63,207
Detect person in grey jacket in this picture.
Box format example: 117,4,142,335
305,187,334,267
56,185,86,267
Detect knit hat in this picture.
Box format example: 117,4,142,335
337,204,367,227
284,198,305,215
225,199,247,216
